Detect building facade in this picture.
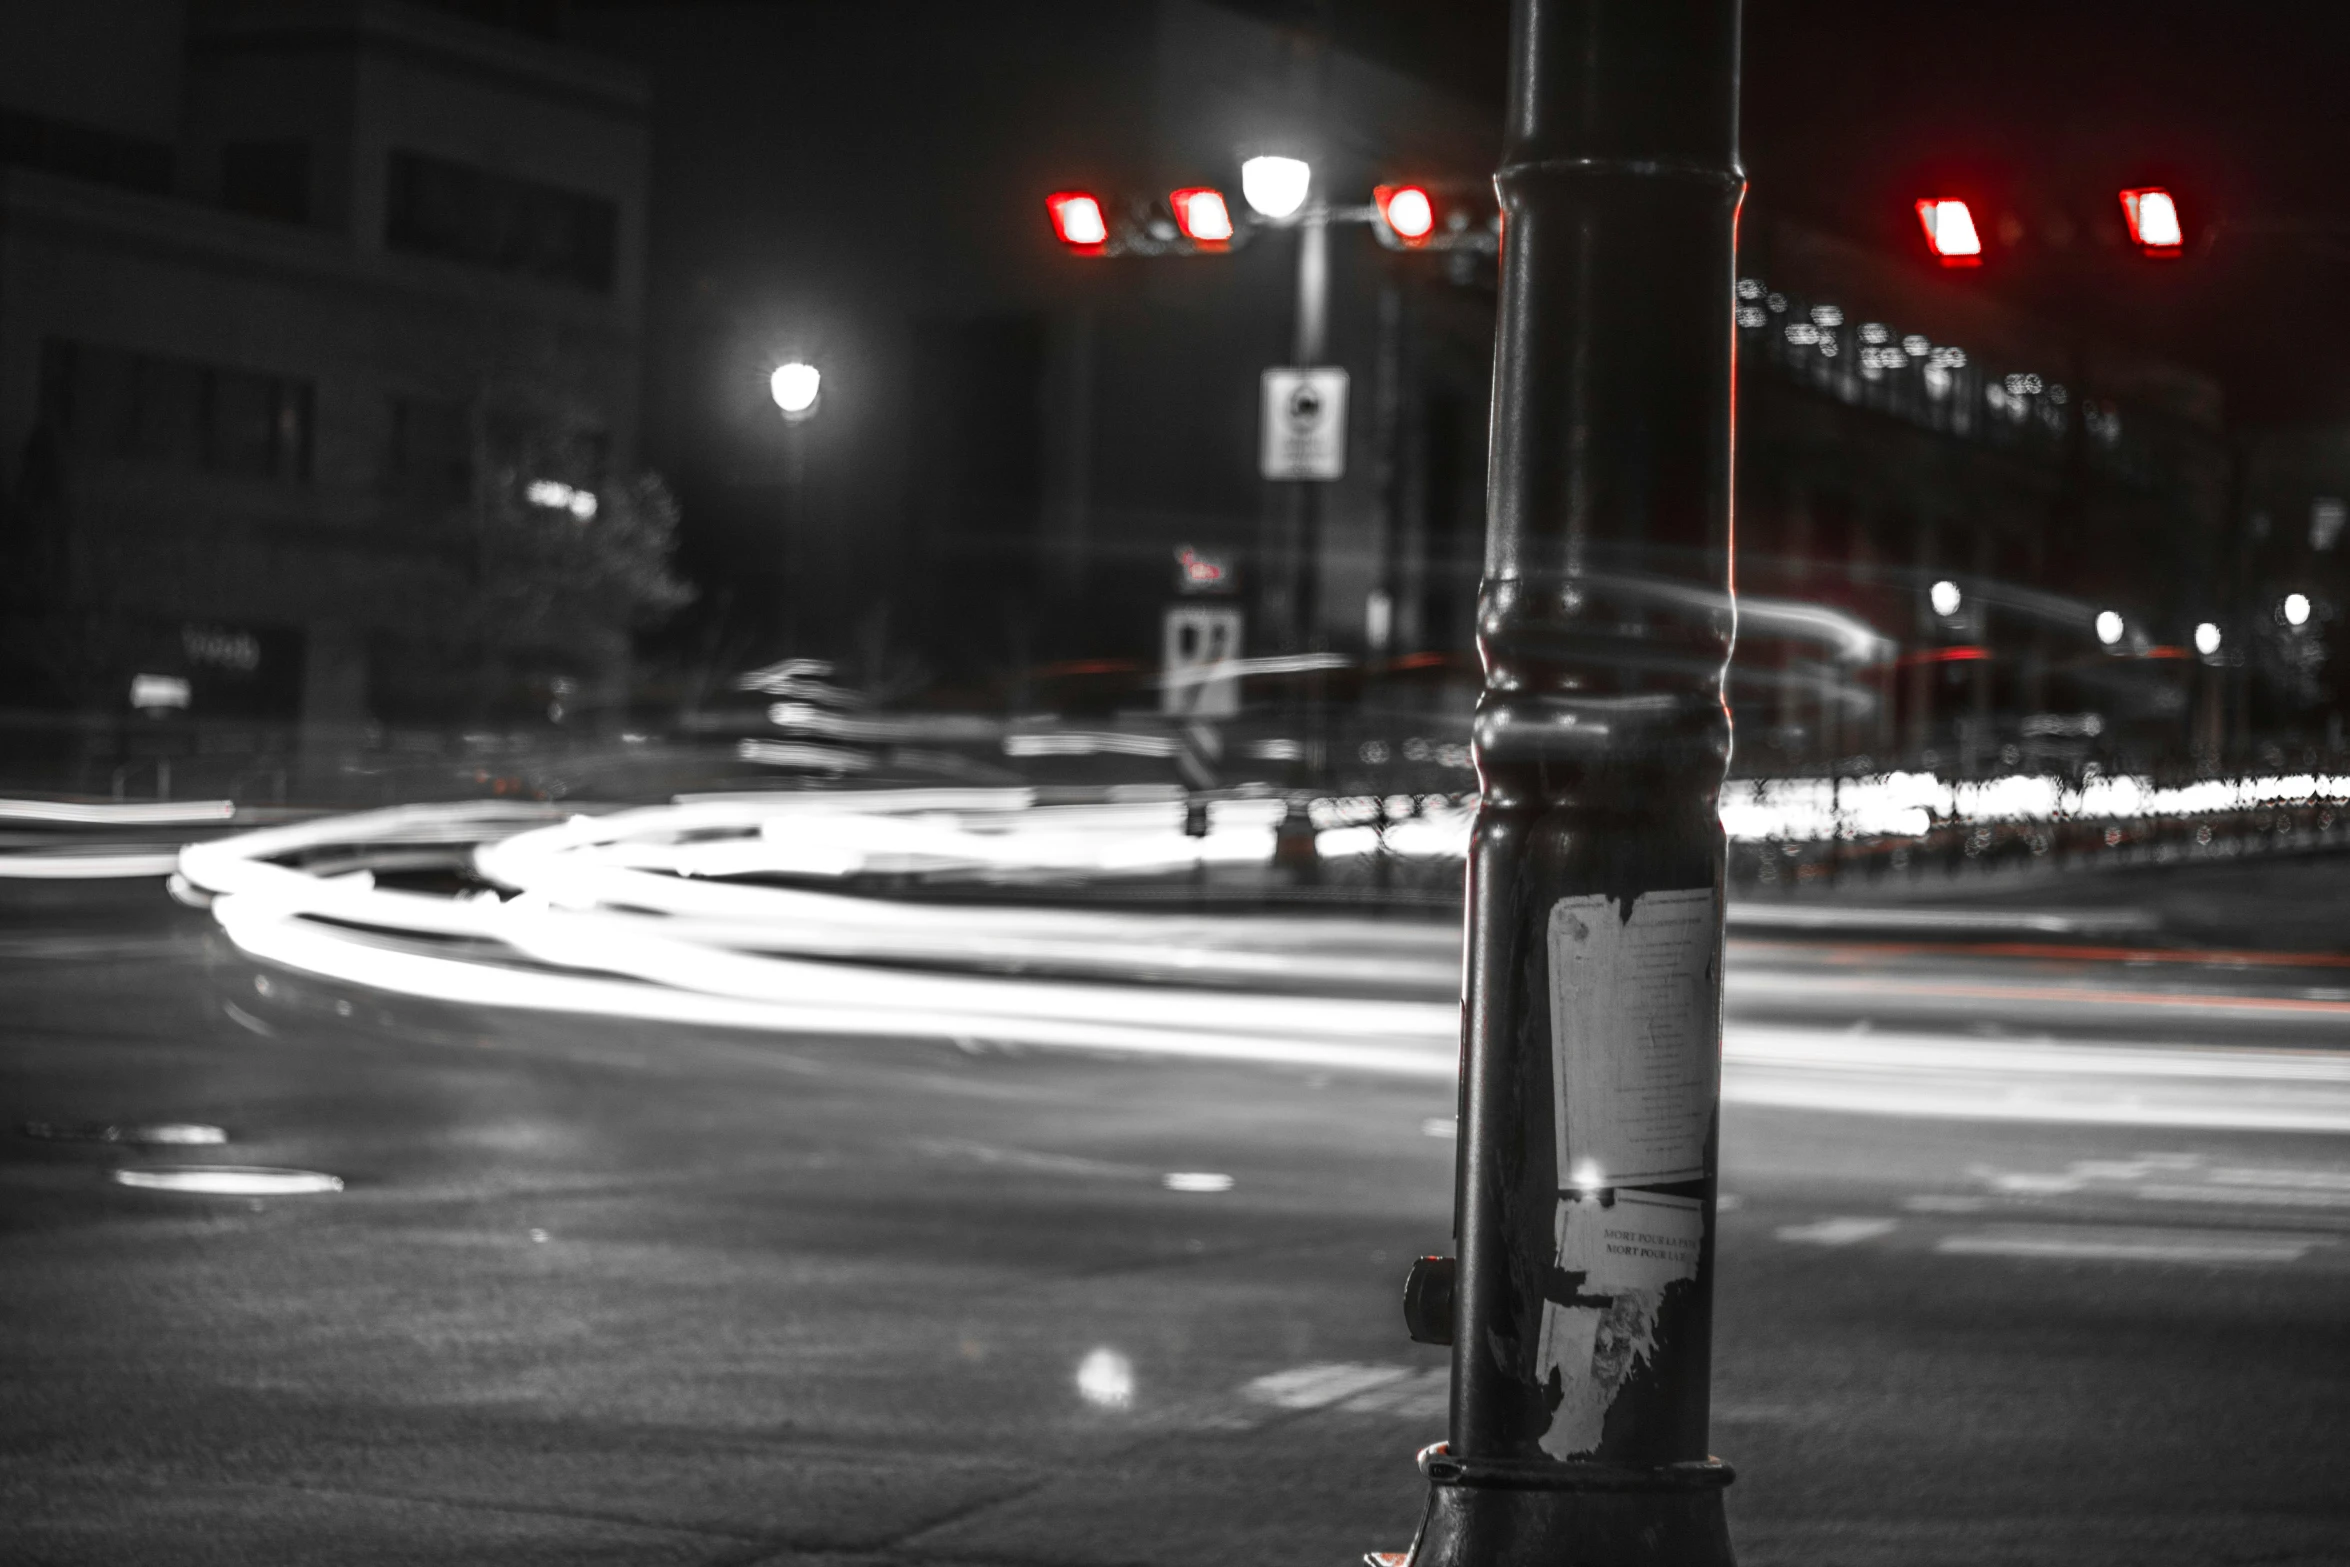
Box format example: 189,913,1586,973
1,0,649,752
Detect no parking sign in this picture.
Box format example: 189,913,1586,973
1259,367,1348,481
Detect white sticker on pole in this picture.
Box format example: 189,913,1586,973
1546,888,1720,1189
1259,367,1348,481
1536,1190,1705,1458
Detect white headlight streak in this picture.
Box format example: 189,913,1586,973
173,793,2350,1132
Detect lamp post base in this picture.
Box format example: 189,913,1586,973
1376,1445,1735,1567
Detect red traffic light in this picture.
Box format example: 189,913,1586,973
1169,187,1233,246
1375,183,1436,244
2118,187,2183,255
1914,198,1982,266
1046,191,1108,250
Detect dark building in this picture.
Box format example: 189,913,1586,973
577,0,2328,776
7,0,2338,783
570,0,1503,716
1,0,649,765
1730,217,2236,777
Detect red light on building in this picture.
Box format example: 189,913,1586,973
1374,184,1436,244
2118,187,2183,255
1046,191,1108,250
1914,198,1982,266
1174,544,1230,590
1169,187,1234,246
1896,645,1992,666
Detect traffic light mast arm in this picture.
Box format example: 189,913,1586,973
1048,190,1498,257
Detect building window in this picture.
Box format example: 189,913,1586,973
387,396,474,503
37,340,312,482
383,150,618,293
0,106,171,194
221,139,311,224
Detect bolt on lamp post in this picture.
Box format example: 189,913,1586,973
1392,2,1745,1564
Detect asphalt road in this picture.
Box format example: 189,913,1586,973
4,871,2348,1566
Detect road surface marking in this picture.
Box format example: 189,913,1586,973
2134,1182,2350,1209
2206,1166,2350,1191
1335,1367,1449,1416
1163,1172,1234,1192
913,1138,1138,1179
1966,1155,2350,1211
1936,1225,2326,1266
1243,1363,1414,1410
1902,1194,1991,1213
1775,1217,1897,1246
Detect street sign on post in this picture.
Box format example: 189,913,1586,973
1161,603,1243,719
1390,1,1744,1564
1259,367,1347,481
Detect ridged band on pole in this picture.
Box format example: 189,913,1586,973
1400,2,1744,1563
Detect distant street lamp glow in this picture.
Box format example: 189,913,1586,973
770,361,821,420
1240,155,1312,221
1929,579,1963,617
2194,621,2223,656
526,478,598,520
1075,1347,1135,1409
2283,592,2312,627
2095,610,2125,646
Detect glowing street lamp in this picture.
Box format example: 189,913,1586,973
2283,592,2313,628
1240,155,1312,221
770,361,821,422
1929,579,1963,617
2194,621,2223,656
2095,610,2126,646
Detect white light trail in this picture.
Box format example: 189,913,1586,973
166,796,2350,1134
114,1166,343,1196
0,799,236,826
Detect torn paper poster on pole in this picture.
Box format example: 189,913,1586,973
1547,888,1722,1189
1536,1190,1706,1458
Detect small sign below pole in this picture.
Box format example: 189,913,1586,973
1162,604,1244,719
1259,367,1349,481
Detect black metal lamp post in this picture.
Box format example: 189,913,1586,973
1396,2,1744,1563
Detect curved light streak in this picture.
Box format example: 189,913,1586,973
0,848,189,878
166,795,2350,1134
114,1166,343,1195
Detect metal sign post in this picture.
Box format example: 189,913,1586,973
1395,1,1745,1564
